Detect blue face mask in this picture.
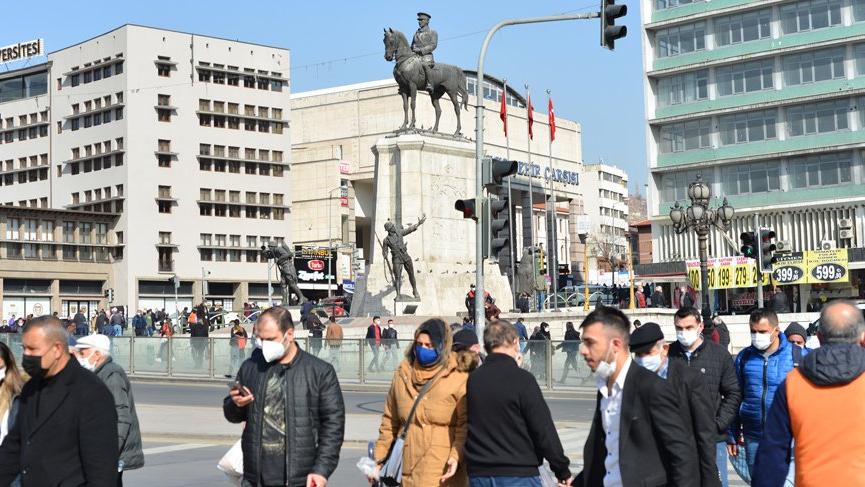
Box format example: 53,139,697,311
415,346,439,366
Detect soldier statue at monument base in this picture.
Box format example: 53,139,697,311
382,215,426,299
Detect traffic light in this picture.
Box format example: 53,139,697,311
487,193,510,262
740,231,757,258
454,198,478,220
482,157,518,188
537,246,547,274
104,288,114,303
759,228,777,273
167,275,179,288
601,0,628,50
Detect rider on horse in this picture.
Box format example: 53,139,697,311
412,12,437,92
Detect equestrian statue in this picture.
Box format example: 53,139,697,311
383,12,469,135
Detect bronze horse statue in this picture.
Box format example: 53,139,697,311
383,28,469,135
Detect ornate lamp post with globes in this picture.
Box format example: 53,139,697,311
668,175,735,324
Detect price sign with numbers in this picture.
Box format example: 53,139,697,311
806,249,849,284
685,256,756,290
771,252,807,286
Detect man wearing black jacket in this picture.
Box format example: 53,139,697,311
576,306,697,487
465,320,571,486
669,306,741,487
224,307,344,487
0,316,119,486
631,323,720,487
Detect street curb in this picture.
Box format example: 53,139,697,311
142,434,370,450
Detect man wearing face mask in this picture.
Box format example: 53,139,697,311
668,306,741,487
630,323,720,487
224,306,344,487
465,320,572,486
576,306,697,487
74,334,144,485
0,316,119,486
728,309,804,483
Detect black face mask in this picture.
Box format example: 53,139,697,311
22,354,46,380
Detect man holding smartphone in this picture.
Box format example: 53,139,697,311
224,306,345,487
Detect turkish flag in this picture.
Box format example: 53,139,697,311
499,90,508,137
527,94,534,140
548,97,556,142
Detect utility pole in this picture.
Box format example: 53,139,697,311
475,11,603,341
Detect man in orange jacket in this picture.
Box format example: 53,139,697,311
753,300,865,487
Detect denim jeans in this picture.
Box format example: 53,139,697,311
716,441,729,487
470,476,542,487
744,439,796,486
536,292,546,311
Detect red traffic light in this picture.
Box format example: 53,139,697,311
455,199,477,220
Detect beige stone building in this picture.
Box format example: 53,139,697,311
290,73,587,286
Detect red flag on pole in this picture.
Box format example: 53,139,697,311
499,90,508,137
548,97,556,142
527,94,534,140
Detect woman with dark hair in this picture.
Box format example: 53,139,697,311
369,319,468,486
0,341,26,444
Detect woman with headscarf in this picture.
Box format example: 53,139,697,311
369,319,468,486
529,323,551,379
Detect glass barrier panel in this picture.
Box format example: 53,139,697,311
170,337,211,376
132,337,169,375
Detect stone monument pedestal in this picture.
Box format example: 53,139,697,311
354,132,513,318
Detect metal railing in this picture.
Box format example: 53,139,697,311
0,335,593,390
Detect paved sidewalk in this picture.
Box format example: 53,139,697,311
138,403,747,485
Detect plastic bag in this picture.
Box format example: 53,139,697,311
217,439,243,486
357,457,378,478
539,461,559,487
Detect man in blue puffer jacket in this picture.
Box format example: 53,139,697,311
728,308,807,484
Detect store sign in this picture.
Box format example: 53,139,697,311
772,252,808,285
0,39,43,63
686,256,768,290
294,246,337,287
805,248,849,284
338,160,352,175
516,161,579,186
339,197,348,207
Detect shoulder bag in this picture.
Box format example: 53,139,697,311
379,369,444,486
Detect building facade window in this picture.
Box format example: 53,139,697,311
786,99,849,136
790,152,852,188
781,0,842,34
659,118,712,153
656,23,706,58
657,70,708,107
655,0,704,11
783,47,845,86
717,59,774,96
719,109,777,145
714,9,772,46
721,161,780,195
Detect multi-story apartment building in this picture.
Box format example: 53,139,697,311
0,25,291,315
641,0,865,305
580,164,630,280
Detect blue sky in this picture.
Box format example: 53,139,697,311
2,0,647,191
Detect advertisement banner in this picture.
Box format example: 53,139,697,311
771,252,808,286
806,248,849,284
686,256,764,290
294,246,337,289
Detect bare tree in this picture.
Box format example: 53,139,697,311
588,226,627,272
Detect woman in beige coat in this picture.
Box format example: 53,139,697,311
369,319,469,486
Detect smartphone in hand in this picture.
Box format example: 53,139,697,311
228,380,248,397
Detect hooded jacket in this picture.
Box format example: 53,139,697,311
731,332,806,441
752,343,865,487
94,357,144,471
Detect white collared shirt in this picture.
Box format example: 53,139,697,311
598,357,632,487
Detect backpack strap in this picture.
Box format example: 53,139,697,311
398,367,445,440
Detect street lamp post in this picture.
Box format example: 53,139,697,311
669,175,735,325
327,186,344,299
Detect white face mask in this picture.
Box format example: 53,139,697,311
751,332,774,351
77,354,96,372
256,336,287,362
0,367,7,381
592,345,617,384
677,329,700,348
634,353,663,373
